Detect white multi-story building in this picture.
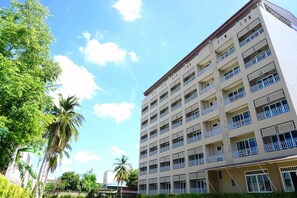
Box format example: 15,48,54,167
138,0,297,194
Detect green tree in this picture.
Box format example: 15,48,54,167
36,94,84,197
113,155,132,198
59,171,81,191
0,0,61,174
125,168,138,191
81,169,99,192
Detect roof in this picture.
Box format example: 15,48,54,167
143,0,297,96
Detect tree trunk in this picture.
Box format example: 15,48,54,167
121,181,123,198
34,153,48,198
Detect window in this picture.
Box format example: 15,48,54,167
223,66,240,81
245,170,272,192
231,179,236,187
280,166,297,192
231,111,251,129
236,138,257,157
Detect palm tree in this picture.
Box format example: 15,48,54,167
113,155,132,198
35,94,84,197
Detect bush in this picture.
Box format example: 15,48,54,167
0,173,30,198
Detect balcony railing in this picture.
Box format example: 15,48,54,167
232,146,258,159
239,27,264,47
221,67,240,82
141,122,148,129
172,120,182,129
140,153,147,159
173,188,186,194
150,132,157,139
142,109,148,115
172,141,183,149
217,46,235,63
150,117,157,124
224,91,245,105
190,187,207,194
138,190,146,195
188,134,202,144
202,103,218,115
197,65,212,77
245,49,271,68
250,74,280,92
160,145,170,153
160,95,168,103
204,128,221,138
139,171,147,176
148,190,157,195
159,127,169,135
184,75,196,86
140,137,148,143
171,102,181,112
149,168,157,174
160,110,169,118
188,158,204,166
199,83,214,95
264,138,297,152
171,86,180,95
160,166,170,172
149,149,158,156
228,117,252,130
186,113,200,123
206,153,225,163
173,162,185,169
257,104,290,121
185,92,198,104
160,189,171,194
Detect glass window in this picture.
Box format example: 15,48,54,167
245,171,272,192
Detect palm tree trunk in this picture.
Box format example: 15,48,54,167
121,181,123,198
34,153,48,198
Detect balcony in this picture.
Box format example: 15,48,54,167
185,92,198,104
160,145,170,153
171,102,181,112
197,64,212,77
188,133,202,144
140,153,147,159
172,141,183,149
206,153,225,163
148,190,157,195
149,168,157,174
141,122,148,129
186,113,200,123
245,49,271,68
257,104,290,121
224,90,246,105
217,46,235,63
173,188,186,194
171,86,181,95
232,146,258,159
221,67,240,82
188,158,204,166
228,117,252,130
140,136,148,143
160,165,170,172
264,139,297,152
250,73,280,93
160,109,169,118
159,126,169,134
204,128,221,138
190,187,207,194
160,94,168,103
239,27,264,47
173,162,185,169
149,149,158,156
139,170,147,176
172,120,182,129
150,116,157,124
202,103,218,115
184,75,196,86
160,189,171,194
139,190,146,195
199,83,214,95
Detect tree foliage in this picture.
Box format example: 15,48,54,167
81,169,99,192
0,0,61,173
125,168,138,190
59,171,81,191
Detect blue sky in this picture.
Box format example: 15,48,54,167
1,0,297,182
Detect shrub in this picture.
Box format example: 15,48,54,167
136,193,297,198
0,173,30,198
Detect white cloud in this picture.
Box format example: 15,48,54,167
112,0,142,22
93,102,135,123
79,32,138,65
134,144,139,150
61,166,72,173
111,146,125,156
52,56,99,101
129,51,139,62
62,158,72,165
74,150,101,163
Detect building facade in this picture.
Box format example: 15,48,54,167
138,0,297,194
